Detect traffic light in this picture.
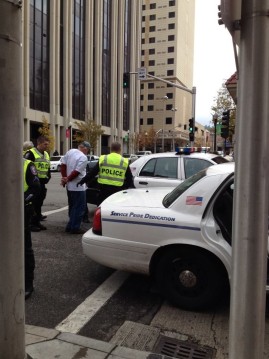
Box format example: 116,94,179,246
123,72,129,88
188,118,194,133
221,110,230,138
188,118,195,142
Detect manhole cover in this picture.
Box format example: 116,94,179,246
151,336,216,359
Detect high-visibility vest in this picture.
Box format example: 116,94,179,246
98,153,128,186
23,158,32,192
29,148,50,179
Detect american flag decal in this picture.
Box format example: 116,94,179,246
186,196,203,205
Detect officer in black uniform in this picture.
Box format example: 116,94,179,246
24,158,40,299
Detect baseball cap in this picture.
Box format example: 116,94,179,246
81,141,91,148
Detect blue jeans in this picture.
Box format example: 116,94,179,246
66,190,86,231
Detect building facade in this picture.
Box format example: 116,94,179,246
22,0,141,155
140,0,196,151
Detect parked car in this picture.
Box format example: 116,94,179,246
82,163,267,310
130,149,228,187
50,155,63,172
122,153,139,164
135,150,152,157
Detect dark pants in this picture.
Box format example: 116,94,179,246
97,184,123,206
32,183,47,224
25,204,35,289
66,190,86,231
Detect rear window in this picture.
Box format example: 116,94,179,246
140,157,178,178
50,156,62,161
163,169,207,207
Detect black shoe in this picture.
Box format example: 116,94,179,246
40,215,47,221
70,229,85,234
30,225,41,232
38,223,47,230
25,286,34,300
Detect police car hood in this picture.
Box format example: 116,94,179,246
101,187,172,208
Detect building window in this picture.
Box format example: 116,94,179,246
142,4,146,10
148,94,154,100
148,82,155,89
142,15,145,21
169,12,175,18
167,58,174,64
166,117,173,125
168,35,175,41
167,93,173,99
166,104,173,110
148,71,155,76
169,0,176,6
147,118,154,125
142,27,145,33
149,37,155,43
140,118,143,125
72,0,86,121
150,3,156,9
30,0,50,112
141,61,145,66
150,14,156,20
141,49,145,55
140,94,144,100
167,69,174,76
142,38,145,44
168,23,175,29
168,46,174,53
149,26,156,32
148,105,154,111
149,60,155,66
141,83,144,89
140,106,144,111
149,48,155,55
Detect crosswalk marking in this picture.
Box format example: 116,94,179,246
55,270,130,334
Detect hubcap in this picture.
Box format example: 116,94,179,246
179,270,197,288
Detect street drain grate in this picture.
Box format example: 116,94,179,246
149,336,216,359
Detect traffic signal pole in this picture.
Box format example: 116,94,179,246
0,1,26,358
229,0,269,358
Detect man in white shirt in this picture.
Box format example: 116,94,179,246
60,141,90,234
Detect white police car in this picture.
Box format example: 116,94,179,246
130,148,228,188
82,163,269,310
50,155,63,172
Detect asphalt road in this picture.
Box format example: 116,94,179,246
25,172,269,358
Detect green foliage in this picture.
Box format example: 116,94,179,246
73,116,104,154
38,116,55,154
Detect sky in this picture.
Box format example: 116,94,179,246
193,0,236,126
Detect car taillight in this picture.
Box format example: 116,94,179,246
92,207,102,235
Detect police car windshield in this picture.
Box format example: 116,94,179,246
163,169,207,207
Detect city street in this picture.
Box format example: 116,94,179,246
25,173,269,358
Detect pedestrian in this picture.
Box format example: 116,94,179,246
23,158,40,299
23,140,34,155
24,135,51,231
60,141,90,234
77,141,134,205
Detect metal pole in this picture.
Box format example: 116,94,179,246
229,0,269,358
162,96,168,152
0,1,25,358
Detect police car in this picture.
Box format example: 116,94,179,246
130,148,228,188
82,163,269,310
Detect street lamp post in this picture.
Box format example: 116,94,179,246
213,114,218,152
171,108,178,151
162,96,168,152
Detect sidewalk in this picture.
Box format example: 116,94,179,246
25,325,159,359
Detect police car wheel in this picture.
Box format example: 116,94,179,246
155,247,228,310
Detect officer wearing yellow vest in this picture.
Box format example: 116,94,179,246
24,136,51,231
77,142,134,205
24,158,40,299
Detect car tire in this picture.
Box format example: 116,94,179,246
57,165,61,172
155,247,228,310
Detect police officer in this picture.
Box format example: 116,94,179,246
77,142,134,205
24,158,40,299
24,136,51,231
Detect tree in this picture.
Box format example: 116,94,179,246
73,115,104,154
211,83,236,142
38,116,55,153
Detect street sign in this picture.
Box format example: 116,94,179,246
137,67,147,80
